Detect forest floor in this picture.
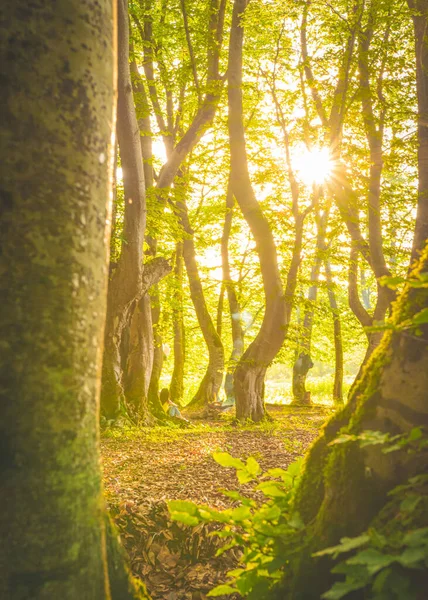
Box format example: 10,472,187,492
101,404,333,600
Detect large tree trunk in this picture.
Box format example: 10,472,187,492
177,195,225,408
0,2,147,597
281,243,428,599
170,242,186,405
228,0,287,422
101,0,146,419
408,0,428,262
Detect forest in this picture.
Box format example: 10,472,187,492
1,0,427,598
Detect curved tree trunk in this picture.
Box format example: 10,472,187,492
170,242,186,405
0,1,147,597
101,0,146,419
228,0,287,422
177,195,225,408
282,243,428,599
222,181,245,405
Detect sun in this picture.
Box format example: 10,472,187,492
292,146,333,185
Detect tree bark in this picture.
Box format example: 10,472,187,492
170,242,186,405
408,0,428,262
123,258,171,421
291,197,327,405
228,0,287,422
147,287,167,418
101,0,146,419
177,192,225,408
325,261,344,405
222,180,245,404
282,243,428,598
0,1,147,597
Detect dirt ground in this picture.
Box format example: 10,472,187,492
101,405,332,599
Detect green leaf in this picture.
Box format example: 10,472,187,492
313,534,370,558
237,469,255,484
400,494,421,514
170,512,199,526
285,458,303,478
246,456,261,476
403,527,428,546
398,546,427,568
207,584,237,597
347,548,396,575
255,482,287,497
213,451,245,469
230,505,252,522
408,427,422,441
412,308,428,325
168,500,198,516
321,579,367,600
252,504,282,522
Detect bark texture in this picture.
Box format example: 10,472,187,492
0,2,147,598
228,0,287,421
281,243,428,598
170,242,186,405
408,0,428,262
101,0,146,419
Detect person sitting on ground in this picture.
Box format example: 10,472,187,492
160,388,188,422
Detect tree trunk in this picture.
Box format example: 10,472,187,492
282,243,428,599
222,180,245,405
0,1,147,597
228,0,287,422
147,287,168,418
170,242,186,405
101,0,146,419
177,195,225,408
291,257,321,405
124,296,153,421
408,0,428,263
325,261,344,405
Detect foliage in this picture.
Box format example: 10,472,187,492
314,477,428,600
315,429,428,599
169,452,305,599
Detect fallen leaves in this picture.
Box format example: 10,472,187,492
101,405,329,599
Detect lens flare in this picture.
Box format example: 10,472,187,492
293,146,332,185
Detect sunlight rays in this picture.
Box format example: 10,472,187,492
292,146,333,185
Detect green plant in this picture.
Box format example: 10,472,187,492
313,474,428,600
315,429,428,599
168,452,304,599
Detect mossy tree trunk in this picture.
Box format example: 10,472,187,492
0,1,148,598
281,243,428,599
